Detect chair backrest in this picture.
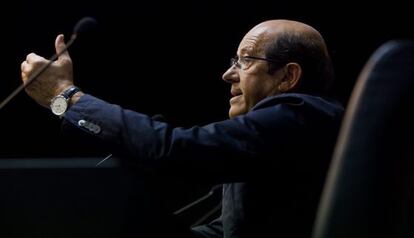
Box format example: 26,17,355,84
312,40,414,238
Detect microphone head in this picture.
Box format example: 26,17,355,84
73,16,98,35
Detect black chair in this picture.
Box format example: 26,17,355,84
312,40,414,238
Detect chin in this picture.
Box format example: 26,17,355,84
229,105,247,118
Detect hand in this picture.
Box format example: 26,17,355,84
21,34,75,108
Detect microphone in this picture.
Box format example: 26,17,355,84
73,17,97,36
0,16,98,110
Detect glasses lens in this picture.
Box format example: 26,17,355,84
230,56,256,69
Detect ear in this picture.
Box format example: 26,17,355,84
277,63,302,92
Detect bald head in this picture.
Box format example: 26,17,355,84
250,20,321,36
243,20,329,60
241,19,333,95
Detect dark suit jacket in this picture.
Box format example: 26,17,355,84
64,93,344,238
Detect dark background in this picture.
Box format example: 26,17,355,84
1,0,413,158
0,1,413,237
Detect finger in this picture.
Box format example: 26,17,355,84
55,34,71,62
26,53,46,64
21,61,32,84
21,72,27,81
21,61,31,73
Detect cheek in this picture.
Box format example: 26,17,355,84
241,78,263,107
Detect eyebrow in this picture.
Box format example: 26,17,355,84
239,45,259,57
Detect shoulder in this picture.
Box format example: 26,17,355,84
252,93,344,118
237,93,344,132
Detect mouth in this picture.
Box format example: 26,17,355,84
230,87,242,104
231,89,242,97
230,92,242,104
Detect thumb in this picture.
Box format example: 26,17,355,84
55,34,71,62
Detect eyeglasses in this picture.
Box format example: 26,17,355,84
230,55,280,70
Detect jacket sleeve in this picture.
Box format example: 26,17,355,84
63,94,302,181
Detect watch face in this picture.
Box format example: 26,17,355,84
50,96,68,115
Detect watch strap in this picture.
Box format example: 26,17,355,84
61,86,81,100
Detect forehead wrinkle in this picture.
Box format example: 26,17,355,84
239,31,269,56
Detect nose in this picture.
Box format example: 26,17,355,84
222,66,239,84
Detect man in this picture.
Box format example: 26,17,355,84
21,19,344,237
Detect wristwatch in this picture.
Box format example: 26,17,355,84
50,86,81,116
